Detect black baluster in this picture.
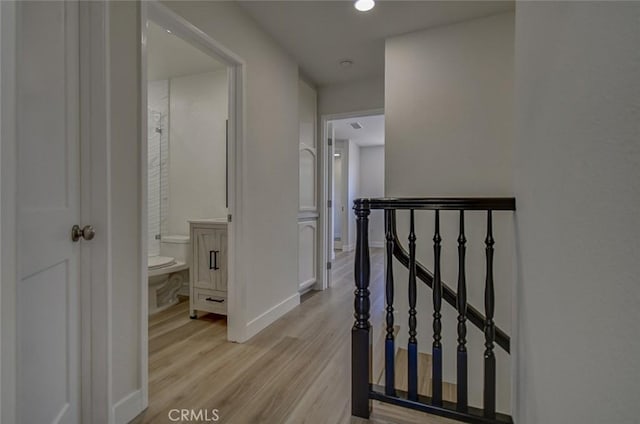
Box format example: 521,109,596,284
432,210,443,406
408,209,418,401
456,210,468,411
384,210,396,396
483,210,496,418
352,199,372,418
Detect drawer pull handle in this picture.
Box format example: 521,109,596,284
205,297,224,303
209,250,220,270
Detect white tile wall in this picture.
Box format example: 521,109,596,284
147,80,169,256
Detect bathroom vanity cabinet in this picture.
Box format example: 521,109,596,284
189,219,228,318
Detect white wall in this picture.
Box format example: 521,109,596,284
335,142,384,250
333,154,343,239
109,0,302,419
168,70,228,236
318,75,384,117
514,3,640,423
385,12,514,412
147,80,169,256
358,146,385,247
346,139,360,251
335,140,349,249
162,3,300,333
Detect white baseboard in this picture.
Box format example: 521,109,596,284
298,278,316,294
113,389,144,424
369,241,384,248
244,292,300,341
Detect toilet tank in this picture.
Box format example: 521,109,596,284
160,235,190,263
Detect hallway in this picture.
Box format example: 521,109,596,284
141,249,457,423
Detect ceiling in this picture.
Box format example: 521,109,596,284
147,22,226,81
333,114,384,146
238,1,514,86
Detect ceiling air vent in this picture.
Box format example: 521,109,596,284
349,122,363,130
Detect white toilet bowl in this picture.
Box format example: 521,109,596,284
148,235,190,315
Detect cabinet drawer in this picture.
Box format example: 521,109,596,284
192,288,227,315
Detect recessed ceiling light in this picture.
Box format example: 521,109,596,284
354,0,375,12
340,60,353,68
166,29,172,34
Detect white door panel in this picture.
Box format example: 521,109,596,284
16,2,81,423
298,80,318,290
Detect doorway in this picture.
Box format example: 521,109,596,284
321,111,385,288
140,0,246,412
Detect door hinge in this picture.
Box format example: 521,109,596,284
227,214,232,223
327,261,332,270
328,199,332,208
328,138,333,146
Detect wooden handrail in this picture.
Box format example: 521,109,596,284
357,197,516,211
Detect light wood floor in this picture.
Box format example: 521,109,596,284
140,249,459,424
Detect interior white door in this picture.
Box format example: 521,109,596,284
16,2,81,423
327,126,335,262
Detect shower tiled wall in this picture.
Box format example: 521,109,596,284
148,80,169,257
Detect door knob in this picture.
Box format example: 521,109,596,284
72,225,95,242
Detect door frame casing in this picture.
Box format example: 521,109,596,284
79,2,112,423
140,0,247,408
319,108,384,289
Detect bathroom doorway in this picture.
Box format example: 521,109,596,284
140,1,246,414
145,19,229,315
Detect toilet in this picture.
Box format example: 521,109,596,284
148,235,190,315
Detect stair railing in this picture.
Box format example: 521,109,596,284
352,197,516,424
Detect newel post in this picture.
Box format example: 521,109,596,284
352,199,372,418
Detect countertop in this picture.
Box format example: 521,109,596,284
188,218,228,225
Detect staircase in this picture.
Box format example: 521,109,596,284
351,197,516,424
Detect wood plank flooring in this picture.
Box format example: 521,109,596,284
377,348,457,403
139,249,459,424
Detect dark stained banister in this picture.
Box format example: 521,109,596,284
457,210,469,411
352,197,516,424
384,210,396,397
407,210,418,401
483,211,497,418
361,197,515,211
431,210,443,406
387,207,511,353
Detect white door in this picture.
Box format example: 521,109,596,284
16,2,82,423
298,80,318,292
327,125,335,262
